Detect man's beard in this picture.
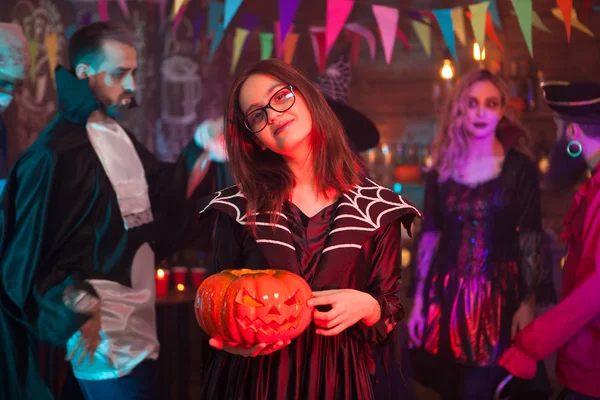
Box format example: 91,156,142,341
544,136,589,190
104,95,138,119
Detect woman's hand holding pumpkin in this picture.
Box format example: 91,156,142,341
308,289,381,336
209,337,292,357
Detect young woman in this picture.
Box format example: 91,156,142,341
197,59,420,399
407,69,552,399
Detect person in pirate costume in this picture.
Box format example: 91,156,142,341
0,21,221,400
197,59,420,399
499,81,600,400
0,23,29,182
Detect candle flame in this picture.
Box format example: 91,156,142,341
157,269,165,279
177,283,185,291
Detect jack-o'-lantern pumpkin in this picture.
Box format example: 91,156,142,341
194,269,313,345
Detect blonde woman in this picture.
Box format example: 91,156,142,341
407,69,552,399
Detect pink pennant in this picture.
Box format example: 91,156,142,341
117,0,130,19
372,5,399,64
173,4,188,34
326,0,354,55
97,0,109,21
396,27,412,50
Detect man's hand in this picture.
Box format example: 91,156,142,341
66,302,102,366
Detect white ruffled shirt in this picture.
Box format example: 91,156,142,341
66,116,159,380
85,115,153,230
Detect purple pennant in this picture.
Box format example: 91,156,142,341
404,10,427,24
279,0,301,42
241,13,260,32
82,12,93,26
192,13,206,48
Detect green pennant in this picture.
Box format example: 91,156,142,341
511,0,533,58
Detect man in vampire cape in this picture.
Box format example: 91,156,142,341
0,21,220,400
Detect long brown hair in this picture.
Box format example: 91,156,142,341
224,59,362,229
431,69,530,181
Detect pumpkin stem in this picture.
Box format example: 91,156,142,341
226,269,276,276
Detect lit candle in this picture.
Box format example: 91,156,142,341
156,268,170,297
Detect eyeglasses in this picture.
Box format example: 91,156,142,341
244,85,296,134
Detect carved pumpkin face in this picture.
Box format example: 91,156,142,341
195,269,313,345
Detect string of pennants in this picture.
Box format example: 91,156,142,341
50,0,600,81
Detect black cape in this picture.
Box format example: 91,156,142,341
0,66,204,399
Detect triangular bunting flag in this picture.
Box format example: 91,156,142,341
275,21,294,59
532,11,552,33
44,33,58,81
279,0,301,45
326,0,354,55
310,27,327,72
556,0,573,42
372,5,398,64
396,27,412,50
451,7,467,47
192,13,206,49
259,32,274,60
552,7,595,37
482,0,502,30
344,23,376,60
411,19,431,57
173,4,188,34
117,0,130,19
171,0,187,20
28,40,38,83
230,27,250,74
283,32,300,64
432,9,457,61
420,11,441,33
207,1,224,37
580,0,594,19
468,2,489,49
405,10,428,24
98,0,109,21
511,0,533,58
208,24,225,63
224,0,243,29
485,12,503,50
82,12,93,26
